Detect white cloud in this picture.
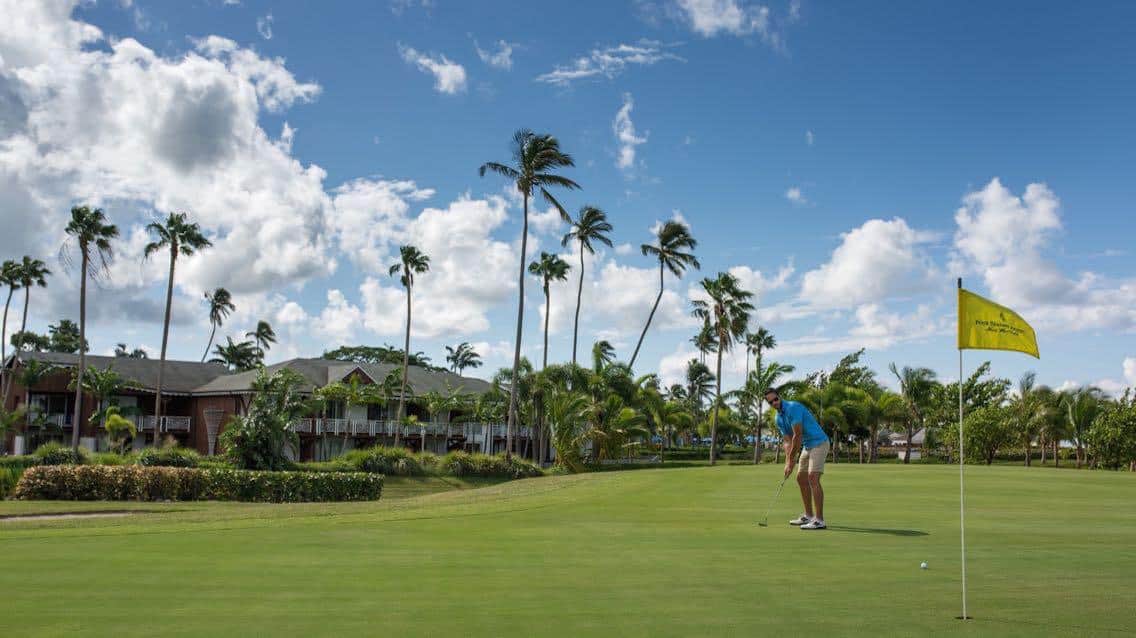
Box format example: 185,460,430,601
658,343,700,387
805,129,814,145
399,45,467,94
536,40,683,86
776,303,947,357
256,13,273,40
728,262,794,301
1125,357,1136,386
675,0,787,47
474,39,514,70
785,186,806,205
329,178,435,273
613,93,648,173
315,289,364,345
615,243,634,256
952,178,1136,332
800,218,938,308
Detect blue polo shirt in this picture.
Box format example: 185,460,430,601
775,400,829,450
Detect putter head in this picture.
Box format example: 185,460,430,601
757,520,768,527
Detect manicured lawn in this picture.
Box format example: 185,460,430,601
2,464,1134,636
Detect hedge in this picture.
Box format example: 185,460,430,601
13,465,383,503
33,442,90,465
440,451,543,479
340,446,427,476
137,446,201,468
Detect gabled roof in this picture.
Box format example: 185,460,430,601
191,358,493,397
12,351,230,395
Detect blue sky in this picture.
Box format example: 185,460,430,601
1,0,1134,393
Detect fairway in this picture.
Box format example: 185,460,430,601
2,465,1134,637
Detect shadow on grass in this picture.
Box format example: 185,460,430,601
825,525,929,537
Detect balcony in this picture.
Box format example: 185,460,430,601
136,416,192,432
282,419,519,439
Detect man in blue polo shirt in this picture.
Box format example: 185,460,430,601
765,388,830,530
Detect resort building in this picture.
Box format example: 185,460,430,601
2,352,527,461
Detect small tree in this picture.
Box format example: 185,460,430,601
103,406,136,454
219,368,312,470
1085,392,1136,470
958,405,1015,465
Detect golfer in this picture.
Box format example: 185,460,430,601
765,388,830,530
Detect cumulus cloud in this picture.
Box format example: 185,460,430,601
399,45,467,94
728,262,794,301
1126,357,1136,386
256,13,273,40
614,93,648,173
785,186,806,205
329,178,435,273
474,39,514,70
952,178,1136,332
673,0,794,47
805,129,814,145
800,218,938,308
536,40,683,86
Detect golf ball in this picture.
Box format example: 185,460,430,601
920,562,928,570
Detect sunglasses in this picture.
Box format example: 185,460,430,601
766,397,780,405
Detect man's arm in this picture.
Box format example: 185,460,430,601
783,423,802,478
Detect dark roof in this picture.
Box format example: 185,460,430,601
190,358,494,396
13,351,230,395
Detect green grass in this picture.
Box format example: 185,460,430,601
2,465,1134,636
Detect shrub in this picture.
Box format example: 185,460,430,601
91,452,135,466
1,467,23,497
13,465,382,503
138,446,201,468
341,446,426,476
197,458,236,471
0,455,39,471
33,442,90,465
218,368,308,470
441,451,543,479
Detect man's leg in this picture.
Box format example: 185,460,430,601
796,449,813,518
808,472,824,521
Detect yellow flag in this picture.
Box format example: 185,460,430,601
957,288,1039,358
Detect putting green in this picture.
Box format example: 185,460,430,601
2,464,1133,636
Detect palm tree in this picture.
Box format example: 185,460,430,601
860,389,905,463
62,205,119,451
692,272,754,465
0,260,20,404
145,212,212,447
481,129,579,458
745,361,794,463
684,359,715,420
1065,386,1104,468
691,321,717,365
641,388,693,463
562,206,613,365
390,244,430,446
2,257,51,407
747,327,777,462
202,288,234,362
70,364,130,434
591,340,616,373
209,337,259,372
444,342,482,375
246,320,276,362
889,363,938,464
115,343,148,358
630,220,700,369
528,252,571,369
1010,372,1045,467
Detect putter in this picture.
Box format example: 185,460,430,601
757,476,790,527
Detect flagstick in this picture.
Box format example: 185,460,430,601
958,277,970,620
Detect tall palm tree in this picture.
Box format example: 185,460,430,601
2,257,51,406
0,260,21,404
390,245,430,446
747,327,777,462
62,205,119,451
528,252,571,369
145,212,211,446
209,337,259,372
745,361,794,463
246,320,276,362
860,389,905,463
630,220,700,369
1065,386,1104,468
684,359,715,418
591,340,616,373
692,272,754,465
889,363,938,465
1010,372,1045,467
562,205,613,365
444,342,483,375
202,288,234,362
481,129,579,458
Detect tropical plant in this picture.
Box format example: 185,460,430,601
47,319,86,353
219,368,313,470
690,321,718,364
528,251,571,369
62,205,119,451
145,211,211,447
744,327,775,380
2,257,50,407
684,359,715,422
68,364,132,434
1084,392,1136,470
591,340,616,373
444,342,483,375
103,406,136,455
691,271,754,464
210,337,260,372
389,244,430,443
481,129,579,458
562,205,613,365
322,345,442,370
743,361,794,462
114,343,148,358
889,363,938,464
9,331,49,352
0,261,19,402
0,407,25,455
246,320,276,362
1066,386,1105,468
630,220,700,369
202,287,234,362
640,388,693,463
1010,372,1048,466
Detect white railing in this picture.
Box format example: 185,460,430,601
136,416,193,432
289,419,314,434
30,413,69,428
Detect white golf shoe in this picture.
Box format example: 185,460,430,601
789,514,813,526
801,519,827,530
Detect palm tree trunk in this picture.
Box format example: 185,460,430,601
709,343,723,466
505,194,530,460
202,321,218,362
396,284,412,446
542,285,550,369
0,287,14,406
904,424,913,464
870,424,879,463
752,357,763,464
572,242,584,366
1024,435,1031,467
1054,440,1060,467
71,251,88,452
629,263,664,370
153,250,176,447
1040,434,1047,465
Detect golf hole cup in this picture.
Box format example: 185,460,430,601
920,562,928,570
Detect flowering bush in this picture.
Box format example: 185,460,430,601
441,451,543,479
137,446,201,468
13,465,383,502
